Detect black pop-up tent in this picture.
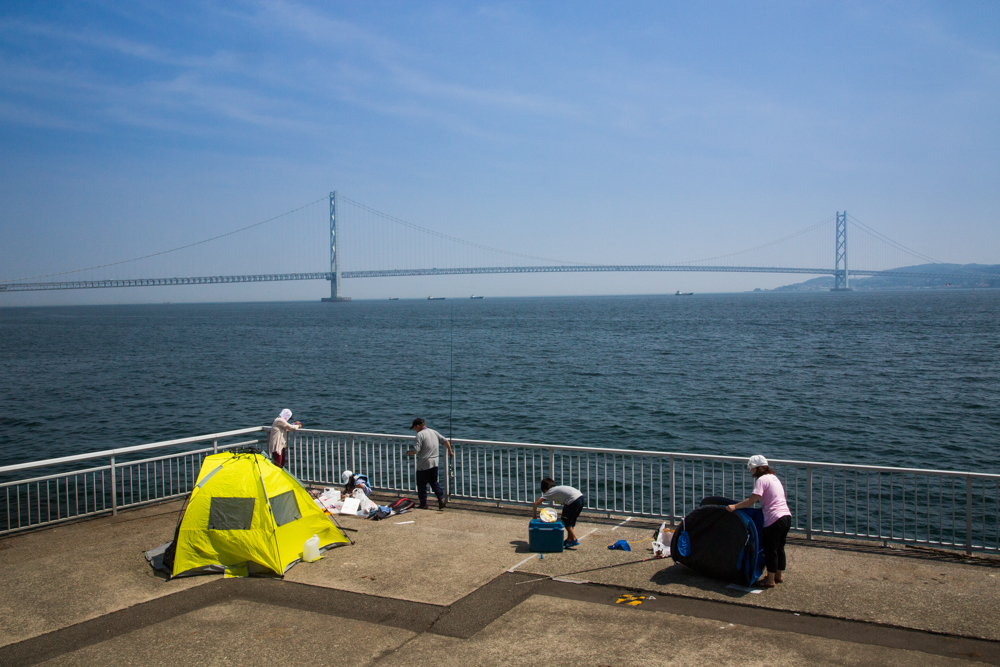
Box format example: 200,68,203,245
669,496,766,587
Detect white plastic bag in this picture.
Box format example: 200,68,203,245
651,521,672,558
353,488,377,514
317,496,340,511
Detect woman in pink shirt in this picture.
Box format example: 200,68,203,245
727,455,792,588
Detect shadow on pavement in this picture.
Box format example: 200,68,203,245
649,562,759,599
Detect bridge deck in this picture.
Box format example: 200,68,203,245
0,266,958,292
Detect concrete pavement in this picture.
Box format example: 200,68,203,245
1,498,998,666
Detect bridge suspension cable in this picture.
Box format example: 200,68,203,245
847,214,997,280
338,196,580,267
676,216,834,266
1,197,327,284
2,191,996,295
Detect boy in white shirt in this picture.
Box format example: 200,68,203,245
532,477,584,547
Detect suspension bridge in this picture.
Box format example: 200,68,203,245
1,192,995,299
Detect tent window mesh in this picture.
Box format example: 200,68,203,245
270,490,301,527
208,497,255,530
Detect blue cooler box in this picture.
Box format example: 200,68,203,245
529,519,565,552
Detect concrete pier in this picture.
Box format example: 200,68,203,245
1,498,998,666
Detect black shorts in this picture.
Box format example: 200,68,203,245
561,497,584,528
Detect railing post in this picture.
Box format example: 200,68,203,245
669,455,675,526
110,454,117,516
445,449,451,501
806,466,813,541
549,448,555,479
350,436,356,476
212,439,218,454
965,475,973,555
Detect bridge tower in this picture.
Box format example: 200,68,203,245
321,190,350,302
832,210,850,291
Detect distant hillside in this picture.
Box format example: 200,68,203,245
771,264,1000,291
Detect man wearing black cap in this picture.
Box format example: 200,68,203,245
407,418,454,509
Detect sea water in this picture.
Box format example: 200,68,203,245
1,290,997,473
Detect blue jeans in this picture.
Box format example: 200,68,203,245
416,467,444,506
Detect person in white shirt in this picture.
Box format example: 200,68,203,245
407,418,454,510
267,409,300,469
532,478,585,548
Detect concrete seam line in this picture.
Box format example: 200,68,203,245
531,584,1000,664
0,579,232,666
507,554,538,572
611,517,632,531
425,571,547,638
535,578,1000,649
0,579,445,666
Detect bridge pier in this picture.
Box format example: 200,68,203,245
831,210,852,291
321,190,351,302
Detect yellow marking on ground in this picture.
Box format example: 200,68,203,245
615,594,648,606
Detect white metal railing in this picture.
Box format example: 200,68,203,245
3,427,998,555
0,428,264,535
286,429,1000,555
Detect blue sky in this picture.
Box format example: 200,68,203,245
1,1,997,303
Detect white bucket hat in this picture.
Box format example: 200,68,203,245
747,455,768,470
341,470,353,484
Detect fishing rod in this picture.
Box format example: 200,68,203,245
449,298,454,440
447,298,455,500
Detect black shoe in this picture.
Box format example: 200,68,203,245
418,504,429,510
438,498,447,510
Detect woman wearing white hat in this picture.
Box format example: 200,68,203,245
727,455,792,588
267,409,300,469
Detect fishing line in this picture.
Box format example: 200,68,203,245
513,555,664,585
449,298,454,441
447,298,455,500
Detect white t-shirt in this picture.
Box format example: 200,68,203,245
542,485,583,506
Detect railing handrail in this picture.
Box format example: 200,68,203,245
295,428,1000,480
4,424,997,480
4,425,998,552
0,426,265,475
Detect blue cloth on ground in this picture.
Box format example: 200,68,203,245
608,539,631,551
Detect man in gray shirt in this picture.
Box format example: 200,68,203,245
407,418,454,510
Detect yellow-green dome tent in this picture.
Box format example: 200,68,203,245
148,451,350,579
